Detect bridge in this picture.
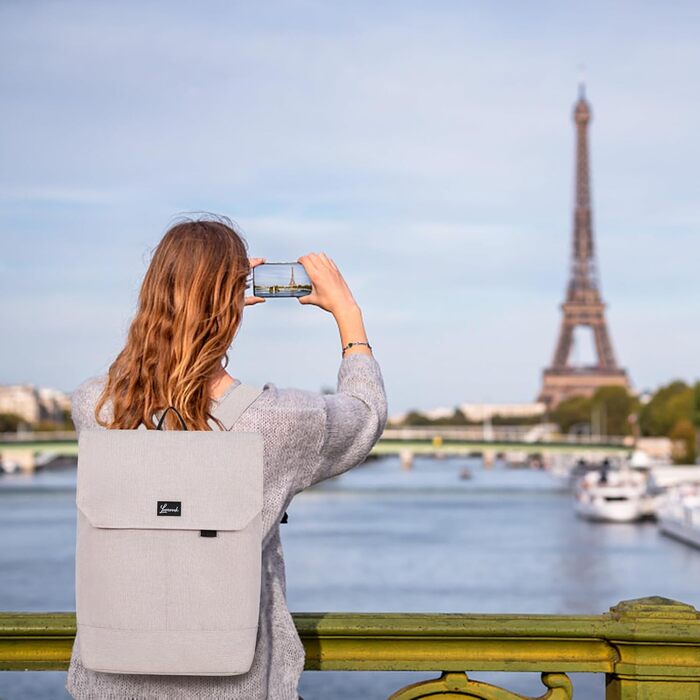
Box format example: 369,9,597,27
0,426,630,472
0,433,79,472
374,427,629,469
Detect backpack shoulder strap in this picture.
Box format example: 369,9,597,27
210,383,264,431
134,383,263,431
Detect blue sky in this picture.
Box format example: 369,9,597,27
1,1,699,414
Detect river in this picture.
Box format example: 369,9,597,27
1,456,698,699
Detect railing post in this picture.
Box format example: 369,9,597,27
605,597,700,699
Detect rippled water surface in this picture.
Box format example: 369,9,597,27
1,456,698,699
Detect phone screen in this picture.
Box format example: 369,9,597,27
251,262,312,298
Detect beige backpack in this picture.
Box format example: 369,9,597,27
75,384,264,675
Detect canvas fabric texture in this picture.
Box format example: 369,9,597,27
65,352,388,700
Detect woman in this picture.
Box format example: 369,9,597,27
65,216,388,700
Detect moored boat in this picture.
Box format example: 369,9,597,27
657,485,700,549
574,464,655,523
0,455,21,474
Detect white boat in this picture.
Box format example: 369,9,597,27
0,456,21,474
574,466,655,522
657,485,700,549
648,465,700,490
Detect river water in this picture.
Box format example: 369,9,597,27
1,456,698,699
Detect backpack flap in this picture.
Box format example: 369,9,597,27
76,430,263,532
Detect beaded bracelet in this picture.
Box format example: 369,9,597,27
342,341,372,356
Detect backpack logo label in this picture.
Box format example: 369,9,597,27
157,501,181,516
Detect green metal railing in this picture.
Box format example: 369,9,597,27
1,597,698,699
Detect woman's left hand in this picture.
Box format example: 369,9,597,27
244,258,267,306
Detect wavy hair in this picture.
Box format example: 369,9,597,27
95,216,250,431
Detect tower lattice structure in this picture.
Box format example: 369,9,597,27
538,86,630,408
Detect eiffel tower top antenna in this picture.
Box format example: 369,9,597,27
577,64,586,100
570,69,596,300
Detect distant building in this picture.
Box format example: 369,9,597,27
457,402,546,423
422,407,456,420
0,384,71,425
38,387,72,420
389,402,546,425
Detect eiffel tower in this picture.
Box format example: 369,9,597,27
538,85,630,408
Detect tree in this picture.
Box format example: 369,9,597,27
34,420,68,432
590,386,640,436
639,380,692,437
0,413,22,432
401,410,433,426
637,380,699,461
551,395,592,434
491,413,542,426
669,418,697,465
61,408,75,430
448,408,471,426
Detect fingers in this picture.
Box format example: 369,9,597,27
318,253,339,273
298,252,337,271
298,297,327,310
245,258,266,307
296,253,341,314
297,292,319,305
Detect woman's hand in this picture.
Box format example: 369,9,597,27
298,252,371,356
297,253,359,316
244,258,267,306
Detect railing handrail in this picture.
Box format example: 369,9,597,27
2,598,699,670
3,599,699,698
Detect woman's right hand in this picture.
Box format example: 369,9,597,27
297,253,359,317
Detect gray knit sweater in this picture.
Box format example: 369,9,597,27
65,352,388,700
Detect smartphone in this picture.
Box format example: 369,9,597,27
251,262,312,298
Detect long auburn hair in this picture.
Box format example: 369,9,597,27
95,216,250,431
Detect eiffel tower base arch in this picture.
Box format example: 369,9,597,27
538,368,630,409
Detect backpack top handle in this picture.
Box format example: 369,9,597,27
155,406,188,431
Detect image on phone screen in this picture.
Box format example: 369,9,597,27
252,262,312,298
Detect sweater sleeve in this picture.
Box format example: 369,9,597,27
293,353,388,493
70,375,108,438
